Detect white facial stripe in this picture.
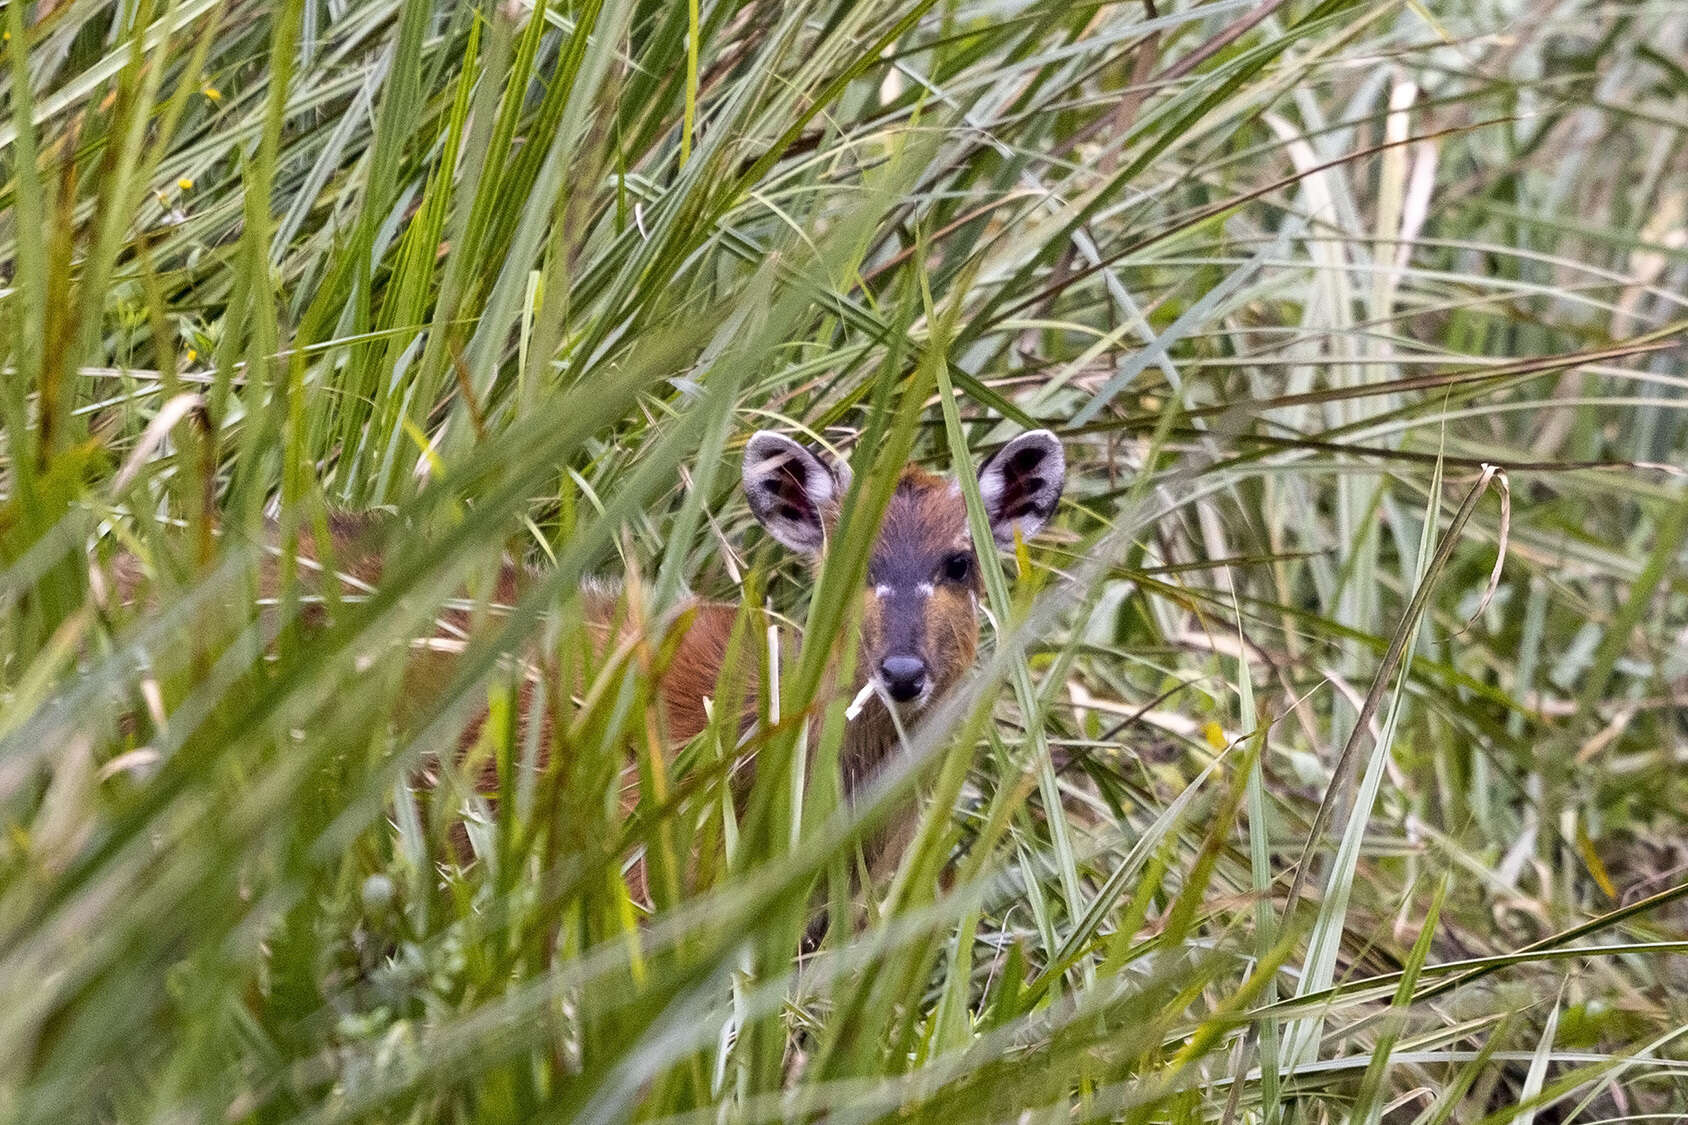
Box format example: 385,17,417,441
875,582,934,600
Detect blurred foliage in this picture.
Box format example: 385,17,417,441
1,0,1687,1119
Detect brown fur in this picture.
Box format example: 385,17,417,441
107,466,1003,895
843,474,976,765
834,468,985,879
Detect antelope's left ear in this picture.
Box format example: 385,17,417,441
976,429,1064,547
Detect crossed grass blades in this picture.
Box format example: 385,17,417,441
3,0,1687,1119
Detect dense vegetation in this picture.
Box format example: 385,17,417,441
3,0,1687,1118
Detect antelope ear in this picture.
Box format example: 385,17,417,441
976,429,1064,547
742,431,849,553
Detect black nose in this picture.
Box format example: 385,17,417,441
879,656,928,702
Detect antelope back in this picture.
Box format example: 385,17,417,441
107,514,766,754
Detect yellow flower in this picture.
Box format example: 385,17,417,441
177,177,194,191
186,348,198,363
203,86,221,102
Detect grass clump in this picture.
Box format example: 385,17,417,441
3,0,1687,1120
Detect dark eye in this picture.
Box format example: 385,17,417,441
940,552,973,583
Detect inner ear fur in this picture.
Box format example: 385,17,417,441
976,429,1064,547
742,431,848,553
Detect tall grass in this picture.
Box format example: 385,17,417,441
3,0,1687,1119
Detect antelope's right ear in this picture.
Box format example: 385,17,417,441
742,431,849,553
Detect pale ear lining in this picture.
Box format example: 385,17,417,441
742,431,846,554
977,429,1065,547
